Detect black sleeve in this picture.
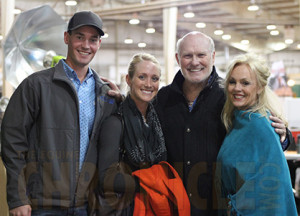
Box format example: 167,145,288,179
285,128,295,151
98,115,136,194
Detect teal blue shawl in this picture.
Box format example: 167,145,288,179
216,110,297,215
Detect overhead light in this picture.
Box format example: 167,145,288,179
297,44,300,49
101,28,108,38
65,0,77,6
196,22,206,28
271,42,287,51
231,42,250,51
222,34,231,40
13,9,22,14
241,39,250,45
285,39,293,44
146,22,155,33
248,5,259,11
138,42,147,48
284,25,295,44
129,18,140,25
270,30,279,36
266,25,276,30
146,27,155,34
214,24,223,35
248,0,259,11
214,29,224,35
184,12,195,18
124,38,133,44
287,79,295,87
183,5,195,18
102,33,109,38
0,35,3,40
129,13,140,25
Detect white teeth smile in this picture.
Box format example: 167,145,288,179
189,67,204,72
142,90,152,94
79,51,89,55
190,69,201,72
234,95,243,99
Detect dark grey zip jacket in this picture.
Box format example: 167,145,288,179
1,61,117,210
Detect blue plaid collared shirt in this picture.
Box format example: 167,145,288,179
62,60,96,171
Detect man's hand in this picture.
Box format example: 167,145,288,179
101,77,124,103
269,115,287,143
9,205,31,216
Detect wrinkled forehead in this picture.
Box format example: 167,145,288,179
180,35,212,53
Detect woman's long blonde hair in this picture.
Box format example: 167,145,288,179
222,53,287,132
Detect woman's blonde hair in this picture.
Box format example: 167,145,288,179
127,53,161,79
222,53,287,132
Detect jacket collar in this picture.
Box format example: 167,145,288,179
52,60,114,145
52,59,106,91
170,66,220,95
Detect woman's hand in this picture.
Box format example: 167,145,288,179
269,115,287,143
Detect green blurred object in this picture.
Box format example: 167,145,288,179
43,50,65,68
292,85,300,97
51,55,65,67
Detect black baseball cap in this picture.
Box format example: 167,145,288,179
68,11,104,36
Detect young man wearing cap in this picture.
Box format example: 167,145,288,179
1,11,117,216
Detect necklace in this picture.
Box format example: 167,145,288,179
142,115,147,123
142,115,149,127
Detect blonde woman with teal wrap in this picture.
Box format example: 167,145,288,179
216,53,297,215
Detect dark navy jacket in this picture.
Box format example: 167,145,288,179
154,67,227,216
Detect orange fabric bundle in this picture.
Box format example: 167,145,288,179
132,161,190,216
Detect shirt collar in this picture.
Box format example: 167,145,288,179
61,59,94,83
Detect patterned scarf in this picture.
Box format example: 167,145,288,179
120,96,167,169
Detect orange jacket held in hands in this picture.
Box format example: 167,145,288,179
132,161,190,216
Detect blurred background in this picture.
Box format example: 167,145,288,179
1,0,300,215
1,0,300,90
2,0,299,132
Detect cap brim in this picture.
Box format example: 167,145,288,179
69,24,104,36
